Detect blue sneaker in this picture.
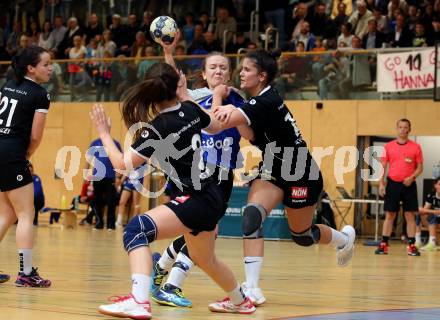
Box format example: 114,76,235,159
150,252,168,294
152,283,192,308
0,272,10,283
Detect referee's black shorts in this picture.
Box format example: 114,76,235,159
384,177,418,212
0,161,33,192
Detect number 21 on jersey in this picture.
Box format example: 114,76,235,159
0,92,18,127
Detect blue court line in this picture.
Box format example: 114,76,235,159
271,307,440,320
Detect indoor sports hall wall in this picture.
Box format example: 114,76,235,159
32,100,440,227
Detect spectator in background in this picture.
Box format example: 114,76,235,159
308,2,337,41
39,20,54,50
407,5,420,32
95,50,114,101
199,11,213,33
214,6,236,46
174,45,190,75
388,13,413,47
85,13,103,45
68,35,90,101
50,16,67,55
187,22,205,54
85,136,122,230
6,21,23,58
137,46,157,80
421,3,435,28
114,57,138,100
140,11,154,44
86,38,99,59
57,17,83,59
338,22,354,47
202,31,221,52
318,49,350,99
29,163,44,226
127,14,140,46
27,21,40,46
412,21,431,47
362,19,386,48
226,31,250,53
348,0,373,39
372,7,389,35
376,119,423,257
331,0,353,19
387,0,408,21
98,29,117,58
42,50,61,99
131,31,148,64
333,2,349,32
288,21,316,52
110,14,130,56
183,12,196,45
287,3,308,41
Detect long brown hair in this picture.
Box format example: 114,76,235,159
121,62,179,128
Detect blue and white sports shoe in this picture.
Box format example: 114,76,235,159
152,283,192,308
150,252,168,294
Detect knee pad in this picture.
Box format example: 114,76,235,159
291,225,321,247
242,203,267,239
123,214,157,253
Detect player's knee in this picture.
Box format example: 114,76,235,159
242,203,267,239
123,214,157,253
291,225,321,247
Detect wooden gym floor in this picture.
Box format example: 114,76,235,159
1,216,440,320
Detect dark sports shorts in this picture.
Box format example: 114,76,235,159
256,162,323,209
0,161,33,192
384,178,418,212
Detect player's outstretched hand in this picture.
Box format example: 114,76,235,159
213,104,235,124
90,104,111,137
160,29,180,54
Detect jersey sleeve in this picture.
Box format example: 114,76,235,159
185,100,211,129
34,88,50,114
415,143,423,164
238,95,267,127
130,125,161,160
425,193,434,206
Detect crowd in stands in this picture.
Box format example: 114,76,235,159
0,0,438,100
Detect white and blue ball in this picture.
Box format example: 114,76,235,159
150,16,178,44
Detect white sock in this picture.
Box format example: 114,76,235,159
166,252,194,289
116,213,123,225
158,248,175,271
244,256,263,288
131,273,150,303
227,283,245,305
330,228,348,249
430,236,436,245
18,249,32,275
415,232,422,243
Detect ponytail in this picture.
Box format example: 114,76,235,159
11,45,48,84
121,62,179,128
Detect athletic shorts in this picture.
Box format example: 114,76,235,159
416,213,440,226
384,178,418,212
165,181,226,234
0,160,33,192
256,161,323,209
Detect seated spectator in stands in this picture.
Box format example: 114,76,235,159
29,163,44,226
137,46,157,80
372,7,389,35
140,11,154,44
183,12,196,45
350,35,372,87
50,16,67,56
287,3,308,41
318,50,350,99
309,2,337,40
110,14,130,56
39,20,54,50
27,21,40,46
131,31,148,64
333,2,349,32
68,35,90,102
388,0,408,21
95,50,114,102
412,21,432,47
337,22,354,47
174,45,190,76
407,5,420,32
98,29,116,58
86,38,99,58
348,0,373,39
17,35,30,55
388,13,413,47
226,31,251,53
57,17,83,59
42,50,61,99
311,37,333,84
362,19,386,48
126,14,140,47
331,0,353,19
203,31,221,52
85,13,103,45
6,21,23,58
421,3,435,28
187,22,205,54
287,21,316,52
214,6,236,46
432,18,440,43
199,11,213,33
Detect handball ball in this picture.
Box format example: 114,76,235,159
150,16,178,44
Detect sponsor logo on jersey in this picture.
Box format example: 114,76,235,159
249,99,256,105
175,195,190,204
47,93,51,101
291,187,308,199
16,175,23,182
141,130,149,138
179,111,184,117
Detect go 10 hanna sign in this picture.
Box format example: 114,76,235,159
377,48,439,92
